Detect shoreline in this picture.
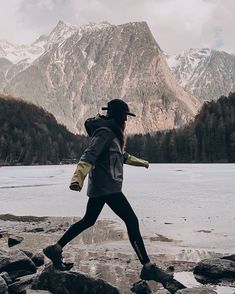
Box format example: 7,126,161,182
1,214,234,293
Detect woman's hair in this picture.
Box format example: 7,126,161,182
107,111,126,149
119,122,126,149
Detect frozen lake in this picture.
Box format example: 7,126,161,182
0,164,235,255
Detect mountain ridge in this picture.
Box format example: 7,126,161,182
0,21,200,134
167,48,235,102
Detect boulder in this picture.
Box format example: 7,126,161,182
8,274,38,294
33,265,122,294
8,236,24,247
20,250,33,260
175,287,216,293
32,253,44,268
0,275,8,294
20,251,44,267
131,280,151,293
0,272,12,284
221,254,235,262
0,249,37,279
193,258,235,279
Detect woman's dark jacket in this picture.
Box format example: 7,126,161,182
80,116,129,198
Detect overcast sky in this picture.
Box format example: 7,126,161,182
0,0,234,54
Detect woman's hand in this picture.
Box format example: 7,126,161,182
69,182,82,191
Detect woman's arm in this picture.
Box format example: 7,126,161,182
70,128,114,191
123,151,149,168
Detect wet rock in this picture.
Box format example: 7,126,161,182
0,276,8,294
131,280,151,293
193,258,235,279
20,250,33,259
8,236,24,247
221,254,235,262
26,228,44,233
0,249,37,280
19,250,44,267
0,272,12,284
26,291,52,294
162,278,186,294
175,287,216,293
32,253,44,268
32,265,122,294
8,274,37,294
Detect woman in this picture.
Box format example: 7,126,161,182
43,99,173,283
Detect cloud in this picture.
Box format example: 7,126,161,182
0,0,234,53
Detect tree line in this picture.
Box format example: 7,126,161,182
126,92,235,163
1,92,235,165
0,95,89,165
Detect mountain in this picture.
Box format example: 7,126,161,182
0,21,200,134
0,94,88,165
167,48,235,102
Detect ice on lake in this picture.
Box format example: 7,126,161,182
0,163,235,256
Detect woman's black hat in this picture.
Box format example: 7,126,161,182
102,99,136,117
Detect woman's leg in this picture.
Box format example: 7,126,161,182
105,193,174,283
58,197,106,248
105,192,150,265
43,197,105,270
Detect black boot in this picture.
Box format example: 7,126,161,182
43,244,73,271
140,263,173,283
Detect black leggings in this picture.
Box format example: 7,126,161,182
58,192,150,265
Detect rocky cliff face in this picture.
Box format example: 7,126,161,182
1,21,200,134
167,48,235,102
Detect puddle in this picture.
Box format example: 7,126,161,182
174,272,235,294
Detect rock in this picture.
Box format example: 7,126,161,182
0,272,12,284
0,276,8,294
0,249,37,280
20,250,33,259
156,290,171,294
162,278,186,294
31,253,44,268
131,280,151,293
32,265,122,294
8,274,37,294
8,236,24,247
19,251,44,267
175,287,216,293
193,258,235,279
26,291,52,294
27,228,44,233
221,254,235,262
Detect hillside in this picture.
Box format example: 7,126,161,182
0,94,88,165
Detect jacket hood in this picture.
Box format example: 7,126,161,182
84,115,120,137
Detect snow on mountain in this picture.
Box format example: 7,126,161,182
0,40,44,64
1,21,200,134
167,48,235,102
0,21,112,65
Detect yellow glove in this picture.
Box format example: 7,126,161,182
70,161,92,191
126,154,149,168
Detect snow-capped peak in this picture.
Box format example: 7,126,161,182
166,48,213,87
0,21,113,64
46,20,77,49
0,39,44,63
